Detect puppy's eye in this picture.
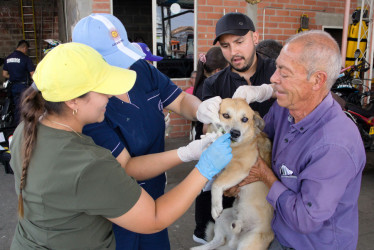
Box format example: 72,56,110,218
222,113,230,119
241,117,248,123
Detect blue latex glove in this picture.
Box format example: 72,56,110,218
195,133,232,180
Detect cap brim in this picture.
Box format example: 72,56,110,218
146,54,163,61
93,65,136,96
213,29,250,45
103,42,145,69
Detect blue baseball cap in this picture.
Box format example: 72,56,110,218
72,13,145,69
132,42,163,62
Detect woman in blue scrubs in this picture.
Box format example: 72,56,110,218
73,14,217,250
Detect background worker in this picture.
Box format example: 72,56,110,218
256,39,283,60
72,13,221,250
231,30,366,250
2,40,35,124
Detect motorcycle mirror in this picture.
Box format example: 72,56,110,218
354,49,361,59
352,78,363,85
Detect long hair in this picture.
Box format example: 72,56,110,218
17,87,64,218
193,47,228,97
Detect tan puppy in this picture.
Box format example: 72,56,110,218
192,98,274,250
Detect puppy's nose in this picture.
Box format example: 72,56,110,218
230,129,241,139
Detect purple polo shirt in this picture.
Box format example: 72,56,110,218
264,93,366,249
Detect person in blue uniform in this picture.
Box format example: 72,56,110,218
72,13,218,250
2,40,35,124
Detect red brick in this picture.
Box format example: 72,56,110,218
276,10,290,16
268,28,283,35
207,26,215,33
93,3,110,9
198,20,214,26
279,23,292,29
169,131,188,138
198,12,206,19
304,0,317,6
207,0,223,6
270,16,284,22
207,13,223,19
199,6,213,12
265,9,276,15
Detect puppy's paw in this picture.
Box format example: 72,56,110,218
211,204,223,220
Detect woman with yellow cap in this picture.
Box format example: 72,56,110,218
10,42,232,249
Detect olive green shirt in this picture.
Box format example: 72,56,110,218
10,122,141,249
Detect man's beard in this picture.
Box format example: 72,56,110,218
232,62,251,72
231,52,255,73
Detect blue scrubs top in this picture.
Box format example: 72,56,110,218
83,59,182,250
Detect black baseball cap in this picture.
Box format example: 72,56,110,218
213,12,256,45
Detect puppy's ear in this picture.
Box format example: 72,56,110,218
253,112,265,132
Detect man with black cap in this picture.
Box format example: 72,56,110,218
200,12,276,118
193,12,277,244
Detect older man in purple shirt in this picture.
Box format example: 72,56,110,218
234,30,366,249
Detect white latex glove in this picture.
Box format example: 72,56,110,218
232,84,273,103
177,133,218,162
196,96,222,125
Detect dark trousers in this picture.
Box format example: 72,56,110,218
194,191,235,239
10,83,27,125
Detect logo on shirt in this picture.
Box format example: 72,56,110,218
7,58,20,64
111,30,119,38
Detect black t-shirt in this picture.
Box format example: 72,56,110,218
3,50,35,83
202,54,276,118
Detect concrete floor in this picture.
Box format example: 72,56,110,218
1,137,374,250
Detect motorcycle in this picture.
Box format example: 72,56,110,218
332,51,374,150
0,80,16,174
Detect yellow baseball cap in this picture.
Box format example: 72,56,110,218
33,42,136,102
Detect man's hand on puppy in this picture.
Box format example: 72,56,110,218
233,84,274,104
196,96,222,124
224,157,278,196
223,185,241,197
240,157,278,189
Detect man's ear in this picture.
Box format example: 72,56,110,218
311,71,327,91
252,31,259,45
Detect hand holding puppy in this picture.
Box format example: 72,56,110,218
196,96,222,125
233,84,274,104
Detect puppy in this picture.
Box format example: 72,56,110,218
192,98,274,250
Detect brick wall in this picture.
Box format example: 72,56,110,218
165,78,194,138
0,0,364,139
256,0,359,43
92,0,111,13
197,0,247,53
0,0,22,62
0,0,58,80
